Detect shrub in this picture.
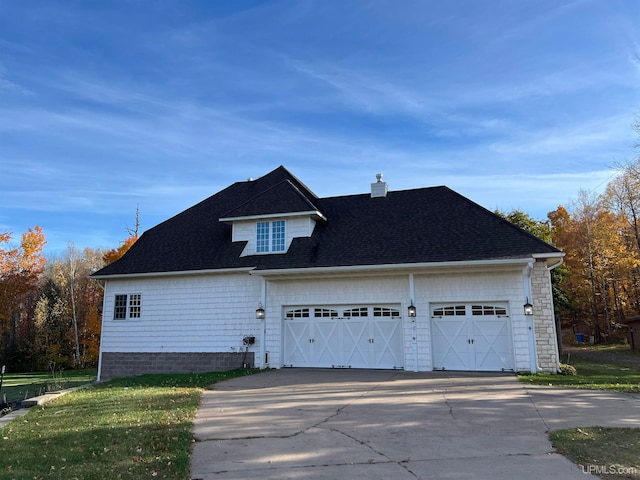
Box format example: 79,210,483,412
559,363,577,375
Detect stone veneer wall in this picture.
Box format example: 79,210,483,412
100,352,254,380
531,259,559,373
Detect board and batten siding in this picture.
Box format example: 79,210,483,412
101,273,262,353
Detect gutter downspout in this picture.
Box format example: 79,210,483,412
259,278,267,369
409,274,418,372
523,262,538,373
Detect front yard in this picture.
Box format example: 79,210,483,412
1,370,258,480
520,346,640,479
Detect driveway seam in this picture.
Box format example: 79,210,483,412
326,426,420,479
522,386,552,432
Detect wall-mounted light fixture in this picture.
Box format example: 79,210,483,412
408,300,417,318
256,303,265,320
523,298,533,316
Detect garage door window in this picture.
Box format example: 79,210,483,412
432,305,465,317
374,307,400,317
472,305,507,316
315,308,338,317
286,308,310,318
344,307,368,317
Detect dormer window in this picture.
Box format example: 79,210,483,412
257,220,286,253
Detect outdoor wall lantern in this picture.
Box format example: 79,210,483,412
256,303,265,320
523,299,534,316
408,301,417,318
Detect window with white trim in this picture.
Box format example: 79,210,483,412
373,307,400,318
256,220,286,253
114,294,142,320
343,307,368,317
285,308,310,318
432,305,466,317
472,305,508,316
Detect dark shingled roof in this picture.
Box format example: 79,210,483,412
93,166,560,277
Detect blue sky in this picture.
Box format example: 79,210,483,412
1,0,639,256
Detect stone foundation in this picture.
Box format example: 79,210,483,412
99,352,255,380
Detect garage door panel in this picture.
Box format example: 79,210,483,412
343,320,370,368
432,319,470,370
283,306,404,370
283,321,313,366
372,320,403,368
431,304,514,372
314,320,340,367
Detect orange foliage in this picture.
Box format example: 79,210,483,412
102,236,137,265
0,226,47,334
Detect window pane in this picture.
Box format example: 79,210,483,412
129,294,141,318
114,294,127,319
272,220,285,252
256,222,270,252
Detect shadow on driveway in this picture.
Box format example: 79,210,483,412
192,369,639,480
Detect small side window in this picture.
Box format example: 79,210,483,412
114,294,141,320
129,294,141,318
114,294,127,320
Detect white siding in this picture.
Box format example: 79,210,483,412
233,216,317,256
262,268,532,372
100,265,537,373
101,273,262,353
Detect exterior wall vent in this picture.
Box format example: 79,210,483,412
370,173,388,198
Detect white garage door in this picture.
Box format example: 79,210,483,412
283,305,404,369
431,303,514,371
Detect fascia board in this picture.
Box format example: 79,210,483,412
90,267,256,280
250,258,536,278
219,210,326,223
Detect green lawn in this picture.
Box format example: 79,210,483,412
1,369,97,403
518,355,640,393
550,428,640,480
520,347,640,479
0,369,259,479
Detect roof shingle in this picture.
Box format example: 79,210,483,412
93,166,559,277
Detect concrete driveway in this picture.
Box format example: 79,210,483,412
191,369,640,479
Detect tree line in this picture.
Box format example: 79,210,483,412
498,158,640,342
0,231,135,372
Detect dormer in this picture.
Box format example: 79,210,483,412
219,179,326,257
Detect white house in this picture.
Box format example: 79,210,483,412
91,166,563,380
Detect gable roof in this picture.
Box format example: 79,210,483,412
219,179,323,221
92,166,560,277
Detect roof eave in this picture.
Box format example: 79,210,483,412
219,210,327,223
250,257,543,278
90,266,256,280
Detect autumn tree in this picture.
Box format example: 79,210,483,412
102,235,138,266
0,227,47,367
